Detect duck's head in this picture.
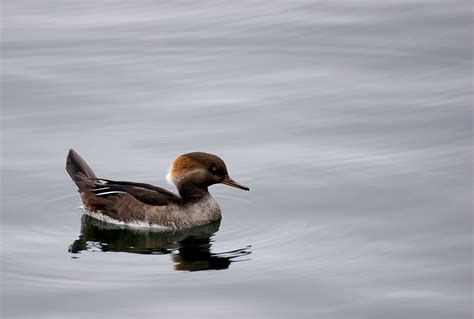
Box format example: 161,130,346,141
166,152,249,192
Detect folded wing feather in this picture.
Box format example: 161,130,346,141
90,179,181,206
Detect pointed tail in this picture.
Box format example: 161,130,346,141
66,149,97,191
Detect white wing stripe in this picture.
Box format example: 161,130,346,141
95,191,126,196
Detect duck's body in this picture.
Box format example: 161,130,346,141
66,149,248,229
80,191,221,229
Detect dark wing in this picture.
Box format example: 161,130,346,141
90,178,181,206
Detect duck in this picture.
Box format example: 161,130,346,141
66,149,249,229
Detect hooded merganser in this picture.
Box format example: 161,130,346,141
66,149,249,229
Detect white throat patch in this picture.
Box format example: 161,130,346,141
166,170,175,186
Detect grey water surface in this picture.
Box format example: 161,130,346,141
1,1,472,318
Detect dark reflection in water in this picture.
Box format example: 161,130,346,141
69,215,251,271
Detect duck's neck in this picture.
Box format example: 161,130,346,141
177,182,210,202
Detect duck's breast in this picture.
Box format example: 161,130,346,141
146,195,221,229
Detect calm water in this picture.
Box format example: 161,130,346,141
1,1,472,318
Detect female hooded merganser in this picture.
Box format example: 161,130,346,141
66,149,249,229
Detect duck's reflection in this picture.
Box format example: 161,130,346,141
69,215,251,271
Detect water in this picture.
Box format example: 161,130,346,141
1,1,472,318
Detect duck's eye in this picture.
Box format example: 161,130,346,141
211,166,217,172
